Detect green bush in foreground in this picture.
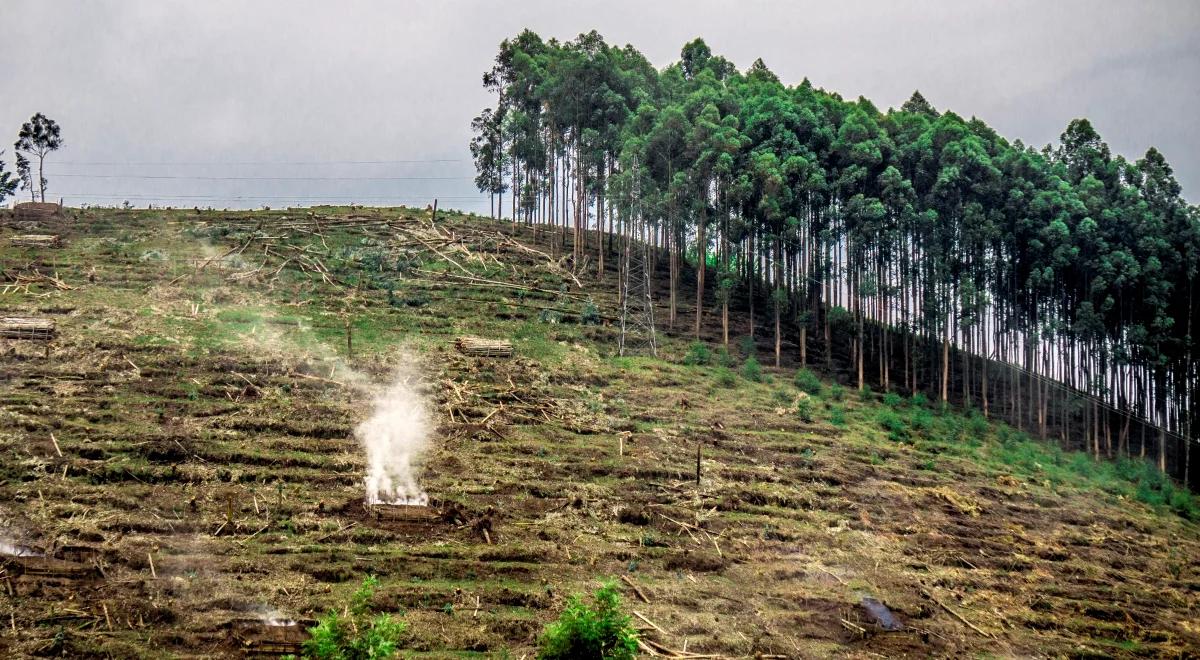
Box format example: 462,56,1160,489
300,576,405,660
538,582,638,660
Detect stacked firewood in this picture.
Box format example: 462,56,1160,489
0,317,56,340
454,336,513,358
9,234,62,248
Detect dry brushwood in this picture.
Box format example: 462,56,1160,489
9,235,62,248
0,317,56,340
12,202,62,221
454,337,513,358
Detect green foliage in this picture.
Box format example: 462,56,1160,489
713,367,737,388
829,384,845,402
909,407,934,435
795,396,815,423
882,392,903,408
538,582,638,660
302,576,405,660
715,348,737,368
740,356,763,382
580,302,601,326
682,341,712,366
735,335,756,359
828,405,847,427
876,408,909,443
793,368,821,395
965,412,989,440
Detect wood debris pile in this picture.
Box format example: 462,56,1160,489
0,317,56,340
13,202,62,221
9,234,62,248
454,337,513,358
440,356,562,440
0,269,73,296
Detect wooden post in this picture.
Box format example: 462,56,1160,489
431,198,439,224
695,442,701,485
345,319,353,359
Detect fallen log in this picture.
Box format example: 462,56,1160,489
0,317,56,340
9,234,62,248
454,336,513,358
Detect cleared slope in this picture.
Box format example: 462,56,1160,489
0,207,1196,658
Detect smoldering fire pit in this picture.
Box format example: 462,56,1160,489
1,543,101,592
346,497,461,534
229,617,315,656
365,501,440,523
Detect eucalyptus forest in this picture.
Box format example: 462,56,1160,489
470,30,1200,487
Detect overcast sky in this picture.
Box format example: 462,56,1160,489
2,1,1197,211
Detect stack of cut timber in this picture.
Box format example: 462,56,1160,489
10,234,62,248
0,317,56,340
13,202,62,221
454,336,513,358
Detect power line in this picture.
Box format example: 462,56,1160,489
53,158,467,166
48,173,474,181
64,193,485,202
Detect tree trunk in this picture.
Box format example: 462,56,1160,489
695,204,706,339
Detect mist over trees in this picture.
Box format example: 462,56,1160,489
470,31,1200,484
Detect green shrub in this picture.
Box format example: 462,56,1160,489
740,357,763,382
910,408,934,435
910,392,930,408
793,368,821,395
715,348,737,368
829,384,845,402
682,341,712,366
795,397,815,423
859,384,874,401
882,392,903,408
714,367,737,388
772,388,793,405
303,576,405,659
876,408,908,442
580,302,601,326
538,582,638,660
736,335,756,358
828,405,847,427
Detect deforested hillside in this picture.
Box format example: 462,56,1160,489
0,206,1197,658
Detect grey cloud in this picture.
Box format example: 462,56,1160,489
1,0,1196,210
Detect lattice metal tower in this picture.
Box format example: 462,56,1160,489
619,190,657,357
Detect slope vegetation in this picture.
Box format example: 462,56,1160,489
0,207,1197,658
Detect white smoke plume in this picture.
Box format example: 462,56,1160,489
357,369,431,506
0,538,40,557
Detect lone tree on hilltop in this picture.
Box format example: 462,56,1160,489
14,113,63,203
